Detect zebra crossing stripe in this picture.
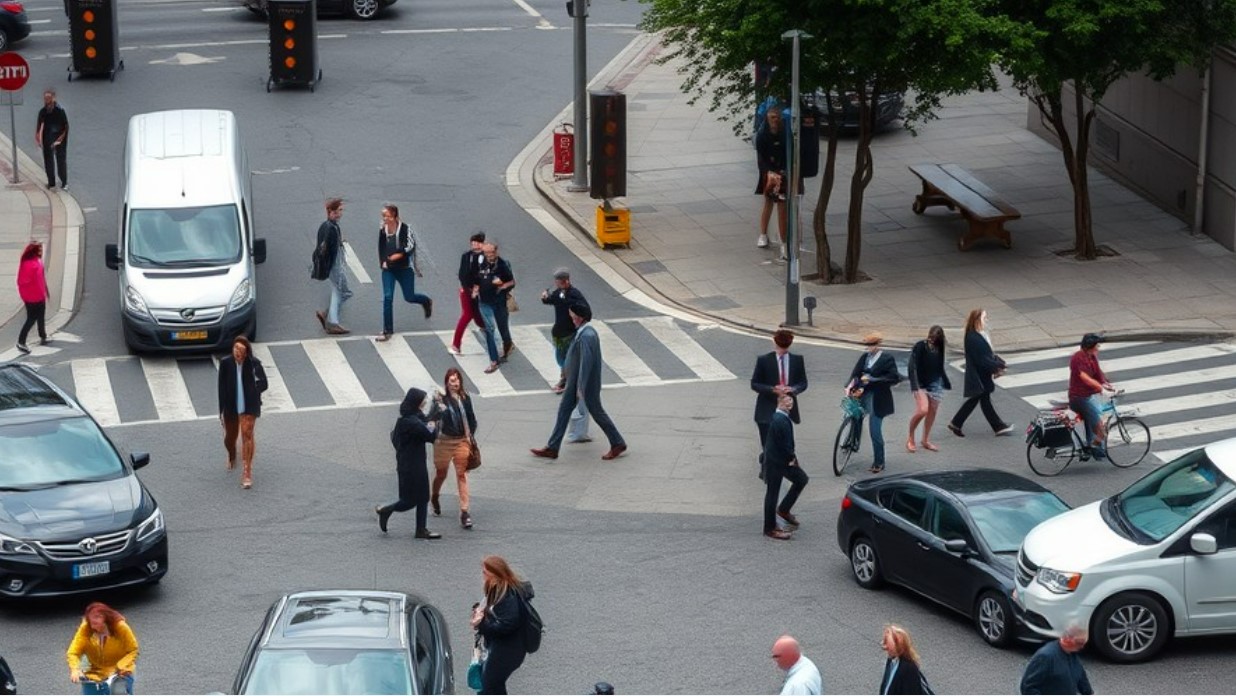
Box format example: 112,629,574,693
441,330,517,397
995,341,1156,366
508,324,562,386
71,358,121,427
1019,362,1236,409
590,321,660,386
1024,388,1236,416
140,357,197,422
373,335,438,395
638,316,735,381
301,338,370,408
1150,413,1236,442
991,343,1236,389
341,242,372,284
249,343,296,413
1154,447,1194,463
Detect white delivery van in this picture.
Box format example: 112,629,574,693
105,109,266,352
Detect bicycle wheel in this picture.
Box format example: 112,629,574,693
833,416,859,476
1105,416,1152,468
1026,437,1076,477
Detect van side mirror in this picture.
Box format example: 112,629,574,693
131,452,151,470
1191,532,1218,555
253,238,267,265
105,244,121,270
944,538,970,555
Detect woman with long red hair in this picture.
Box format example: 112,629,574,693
66,602,139,694
470,555,535,695
15,240,49,354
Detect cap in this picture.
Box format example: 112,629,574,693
862,331,883,346
1080,333,1104,349
553,267,570,280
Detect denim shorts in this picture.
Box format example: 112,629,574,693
924,379,945,403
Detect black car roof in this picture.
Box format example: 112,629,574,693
265,591,414,650
853,468,1052,502
0,364,75,417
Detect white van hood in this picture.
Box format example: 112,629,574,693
127,263,246,311
1021,500,1143,571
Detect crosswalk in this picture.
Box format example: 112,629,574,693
953,340,1236,463
34,316,736,427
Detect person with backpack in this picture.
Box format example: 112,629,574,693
313,198,352,335
471,555,540,695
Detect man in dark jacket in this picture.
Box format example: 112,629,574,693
314,198,351,335
541,268,588,392
476,241,516,373
845,332,900,474
751,329,807,479
763,393,808,540
1019,626,1093,695
376,388,441,539
375,204,432,342
217,336,268,489
35,89,69,190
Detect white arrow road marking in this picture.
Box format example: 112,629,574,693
149,52,226,65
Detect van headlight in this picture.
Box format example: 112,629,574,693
124,286,150,317
0,533,36,556
228,279,253,311
135,508,165,542
1036,567,1083,594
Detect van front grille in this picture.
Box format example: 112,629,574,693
151,306,225,327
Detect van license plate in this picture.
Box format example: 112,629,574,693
73,561,110,579
171,330,208,341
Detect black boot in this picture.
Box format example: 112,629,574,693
376,505,393,533
415,528,442,540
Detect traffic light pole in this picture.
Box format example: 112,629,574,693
568,0,589,192
781,30,809,326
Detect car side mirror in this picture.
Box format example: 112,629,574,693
253,238,267,264
131,452,151,470
944,538,970,554
105,243,121,270
1191,532,1218,555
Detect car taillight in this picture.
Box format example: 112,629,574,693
0,2,24,12
841,496,852,510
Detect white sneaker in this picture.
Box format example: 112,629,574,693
757,234,769,249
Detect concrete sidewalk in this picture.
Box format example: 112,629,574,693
532,37,1236,350
0,128,84,361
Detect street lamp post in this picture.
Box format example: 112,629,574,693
568,0,589,192
781,29,810,326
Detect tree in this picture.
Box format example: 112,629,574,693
999,0,1236,259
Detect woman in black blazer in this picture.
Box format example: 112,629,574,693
217,336,268,489
948,308,1012,437
471,555,534,695
879,625,933,695
845,332,901,473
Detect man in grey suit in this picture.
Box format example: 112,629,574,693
531,303,628,461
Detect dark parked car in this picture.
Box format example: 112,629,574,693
0,363,167,598
243,0,396,20
0,1,32,51
812,89,903,133
232,590,455,695
836,469,1070,647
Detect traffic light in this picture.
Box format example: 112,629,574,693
267,0,319,89
67,0,119,79
589,90,626,200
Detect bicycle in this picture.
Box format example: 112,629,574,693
1024,389,1152,476
832,394,867,476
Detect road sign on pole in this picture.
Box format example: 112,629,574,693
0,52,31,184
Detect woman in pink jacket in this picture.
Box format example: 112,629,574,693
16,241,49,354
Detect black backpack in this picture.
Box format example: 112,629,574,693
516,589,544,654
309,242,330,281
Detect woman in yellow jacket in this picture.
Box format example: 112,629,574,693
66,603,138,694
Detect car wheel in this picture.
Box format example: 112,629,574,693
849,536,883,589
974,590,1013,648
0,28,10,52
348,0,380,19
1091,592,1170,663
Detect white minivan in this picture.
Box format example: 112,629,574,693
105,109,266,352
1014,437,1236,662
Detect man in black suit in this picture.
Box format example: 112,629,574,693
763,394,809,540
751,329,807,479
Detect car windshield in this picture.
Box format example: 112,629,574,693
127,204,241,267
1115,449,1234,542
967,492,1071,553
243,649,412,695
0,417,125,489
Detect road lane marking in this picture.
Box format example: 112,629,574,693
511,0,553,28
1020,362,1236,410
301,338,370,407
590,320,660,386
71,359,120,427
342,242,371,284
437,330,516,397
638,316,735,381
989,343,1236,389
249,343,296,413
997,341,1155,366
373,334,437,395
140,357,198,422
509,324,562,386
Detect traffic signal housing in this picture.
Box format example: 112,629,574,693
589,90,626,200
267,0,320,91
67,0,121,80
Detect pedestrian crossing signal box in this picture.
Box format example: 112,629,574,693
596,204,631,249
267,0,321,92
67,0,123,81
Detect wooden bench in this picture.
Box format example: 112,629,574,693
908,164,1021,250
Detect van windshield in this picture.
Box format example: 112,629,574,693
1114,449,1234,542
128,204,242,268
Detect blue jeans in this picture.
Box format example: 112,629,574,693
1070,394,1103,446
863,392,885,468
381,267,430,334
477,302,502,363
81,674,135,694
326,257,352,326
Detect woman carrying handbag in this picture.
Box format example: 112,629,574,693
429,368,479,529
948,308,1014,438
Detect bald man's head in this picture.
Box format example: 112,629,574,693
771,635,801,671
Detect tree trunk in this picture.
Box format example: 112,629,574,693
1071,87,1098,259
813,96,840,284
843,87,876,284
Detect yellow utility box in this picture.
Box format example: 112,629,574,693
595,205,631,249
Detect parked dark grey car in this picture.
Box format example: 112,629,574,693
0,363,167,598
0,0,32,51
232,590,455,695
812,89,904,133
243,0,396,20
